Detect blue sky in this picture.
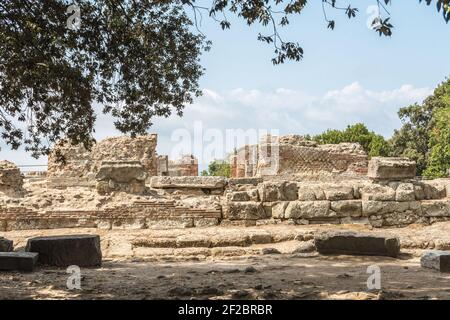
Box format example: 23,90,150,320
1,1,450,169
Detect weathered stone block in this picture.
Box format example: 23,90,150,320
96,160,147,183
0,252,39,272
421,200,450,217
420,250,450,272
297,186,317,201
360,184,396,201
150,176,226,189
362,201,418,216
0,160,24,195
258,181,298,202
271,201,289,219
228,177,263,186
285,201,331,219
324,186,354,201
330,200,362,217
96,161,147,194
226,189,259,202
26,235,102,267
0,237,13,252
422,181,447,200
314,231,400,257
368,157,416,180
395,183,415,201
193,218,219,227
223,202,267,220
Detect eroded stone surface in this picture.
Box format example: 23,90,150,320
150,176,226,189
368,157,416,180
420,250,450,272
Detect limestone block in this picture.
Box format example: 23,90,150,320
395,183,415,201
223,202,267,220
324,186,354,201
421,200,450,217
314,231,400,257
270,201,289,219
193,218,219,227
367,157,416,180
330,200,362,217
96,160,147,183
26,235,102,267
226,189,259,202
421,250,450,272
297,186,317,201
284,201,331,219
0,160,24,195
422,181,447,199
362,201,419,216
258,181,298,202
150,176,226,189
414,184,425,200
360,184,396,201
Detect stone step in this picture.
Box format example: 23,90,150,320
0,252,39,272
421,250,450,272
26,235,102,267
314,231,400,257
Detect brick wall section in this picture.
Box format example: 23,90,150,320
230,135,368,178
167,155,198,176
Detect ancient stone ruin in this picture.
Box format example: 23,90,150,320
0,134,448,232
230,135,368,179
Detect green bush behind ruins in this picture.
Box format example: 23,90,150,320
206,77,449,179
308,78,450,178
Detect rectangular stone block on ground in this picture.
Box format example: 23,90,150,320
420,250,450,272
314,231,400,257
26,235,102,267
368,157,416,180
0,252,39,272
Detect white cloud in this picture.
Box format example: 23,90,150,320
0,82,432,168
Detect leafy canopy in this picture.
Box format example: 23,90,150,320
1,1,449,157
312,123,391,157
201,159,231,177
390,77,450,176
0,0,206,157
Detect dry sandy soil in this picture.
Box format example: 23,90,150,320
1,222,450,300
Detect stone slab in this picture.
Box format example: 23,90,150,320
26,235,102,267
314,231,400,257
420,250,450,272
368,157,416,180
150,176,226,189
0,252,39,272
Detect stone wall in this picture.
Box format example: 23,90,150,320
167,154,198,176
1,172,448,231
230,135,368,179
47,135,157,179
223,178,450,228
0,161,23,196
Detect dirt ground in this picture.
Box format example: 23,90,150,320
1,222,450,300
